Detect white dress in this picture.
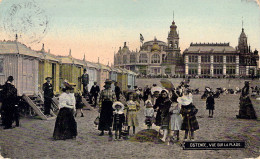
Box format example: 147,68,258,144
170,103,182,131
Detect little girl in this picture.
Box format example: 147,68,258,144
112,101,125,140
126,92,140,135
144,100,154,129
169,100,182,141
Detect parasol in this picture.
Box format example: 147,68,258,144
160,79,174,92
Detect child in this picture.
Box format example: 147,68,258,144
206,92,215,118
169,100,182,141
112,101,125,140
144,100,154,129
178,89,199,141
75,90,85,117
126,92,140,135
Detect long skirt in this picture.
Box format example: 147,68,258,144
53,108,77,140
98,101,113,131
238,97,257,119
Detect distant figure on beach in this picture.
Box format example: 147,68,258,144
90,82,100,107
206,92,215,118
75,90,84,117
81,68,89,98
43,77,54,117
236,81,257,119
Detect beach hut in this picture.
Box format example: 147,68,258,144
37,44,60,94
57,50,85,92
0,40,40,96
109,66,118,91
117,68,128,91
127,70,137,89
85,61,98,92
96,63,110,90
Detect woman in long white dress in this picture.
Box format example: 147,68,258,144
53,83,77,140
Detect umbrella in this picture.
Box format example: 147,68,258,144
160,79,174,91
151,86,163,95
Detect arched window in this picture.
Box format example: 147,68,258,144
139,53,148,63
151,54,160,63
130,54,136,63
123,55,127,63
117,56,121,64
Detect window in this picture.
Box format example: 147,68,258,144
213,64,223,75
123,55,127,63
151,54,160,63
226,56,236,63
188,64,198,75
0,59,3,74
226,65,236,75
165,68,171,74
117,56,121,64
188,55,198,63
201,64,210,75
130,54,136,63
201,55,210,63
214,56,223,63
139,53,148,63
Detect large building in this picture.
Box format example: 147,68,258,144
114,19,183,76
114,18,259,77
183,27,259,77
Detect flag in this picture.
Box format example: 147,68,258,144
140,33,144,43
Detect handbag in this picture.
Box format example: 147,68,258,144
94,116,100,125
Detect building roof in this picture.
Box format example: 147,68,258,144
57,55,85,66
184,43,237,54
0,40,41,58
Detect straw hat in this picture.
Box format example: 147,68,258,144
177,95,192,106
112,101,124,110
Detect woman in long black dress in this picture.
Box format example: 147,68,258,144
53,83,77,140
98,80,116,137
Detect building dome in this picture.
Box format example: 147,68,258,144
151,43,160,52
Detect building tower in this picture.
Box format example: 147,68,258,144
165,15,181,65
238,28,248,54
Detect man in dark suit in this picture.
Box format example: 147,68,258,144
81,69,89,98
90,82,100,107
114,82,121,101
1,76,18,129
43,77,54,116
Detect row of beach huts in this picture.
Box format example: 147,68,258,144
0,40,137,96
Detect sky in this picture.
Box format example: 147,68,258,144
0,0,259,65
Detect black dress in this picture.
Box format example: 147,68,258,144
75,93,84,109
180,104,199,131
98,89,116,131
206,96,215,110
53,93,77,140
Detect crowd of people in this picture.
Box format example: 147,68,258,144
0,73,258,144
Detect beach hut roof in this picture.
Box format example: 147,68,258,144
57,55,84,66
0,41,41,58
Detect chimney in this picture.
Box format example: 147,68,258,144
124,42,126,47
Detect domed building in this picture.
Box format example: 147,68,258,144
114,19,184,76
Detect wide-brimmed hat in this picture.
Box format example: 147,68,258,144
105,79,112,85
112,101,124,110
177,95,192,106
45,77,52,80
63,81,75,90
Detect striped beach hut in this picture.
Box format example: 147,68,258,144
117,68,128,91
0,40,40,96
85,61,98,92
57,50,84,92
97,63,110,90
37,44,60,94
